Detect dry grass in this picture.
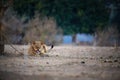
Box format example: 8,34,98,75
0,45,120,80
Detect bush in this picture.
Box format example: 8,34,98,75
94,26,119,47
23,13,62,45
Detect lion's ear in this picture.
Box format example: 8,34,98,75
40,40,44,45
41,42,44,45
32,41,35,44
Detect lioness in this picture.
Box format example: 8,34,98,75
28,41,54,56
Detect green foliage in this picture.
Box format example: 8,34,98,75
12,0,110,34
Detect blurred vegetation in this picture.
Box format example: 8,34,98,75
1,0,120,35
0,0,120,48
7,0,119,35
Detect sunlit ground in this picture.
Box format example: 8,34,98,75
0,45,120,80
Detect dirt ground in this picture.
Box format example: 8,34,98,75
0,45,120,80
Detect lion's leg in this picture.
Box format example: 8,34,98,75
43,45,47,53
28,46,37,56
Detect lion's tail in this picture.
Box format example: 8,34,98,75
51,45,54,49
47,45,54,53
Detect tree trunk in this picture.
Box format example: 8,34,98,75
0,44,4,55
0,0,13,55
0,23,5,55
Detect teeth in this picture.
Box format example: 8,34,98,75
35,50,40,55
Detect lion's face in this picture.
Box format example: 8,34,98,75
28,41,47,56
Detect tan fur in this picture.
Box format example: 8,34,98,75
28,41,51,56
28,41,39,56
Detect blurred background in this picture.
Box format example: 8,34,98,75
0,0,120,47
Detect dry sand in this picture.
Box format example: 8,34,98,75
0,45,120,80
